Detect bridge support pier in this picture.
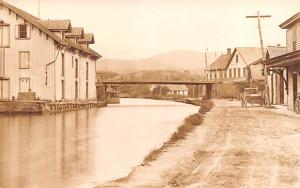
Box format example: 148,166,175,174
205,83,212,100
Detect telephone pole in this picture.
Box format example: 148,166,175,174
246,11,271,108
205,48,208,80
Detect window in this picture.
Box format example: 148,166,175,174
238,68,241,78
75,81,78,99
0,49,4,77
229,69,232,78
292,28,297,52
61,54,65,76
236,55,239,63
243,68,246,77
19,51,30,69
234,68,237,78
75,59,78,78
0,24,10,47
61,80,65,100
86,83,88,99
72,56,74,68
86,62,89,80
16,24,31,39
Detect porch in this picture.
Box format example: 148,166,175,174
267,50,300,112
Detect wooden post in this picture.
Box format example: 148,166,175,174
246,11,271,108
205,49,208,80
159,85,162,96
193,85,195,98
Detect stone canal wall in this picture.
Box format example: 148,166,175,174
0,100,107,114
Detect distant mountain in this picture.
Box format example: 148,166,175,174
97,50,220,73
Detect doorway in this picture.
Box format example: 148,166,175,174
19,78,30,92
293,73,298,105
0,79,9,100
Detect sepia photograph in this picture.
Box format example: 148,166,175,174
0,0,300,187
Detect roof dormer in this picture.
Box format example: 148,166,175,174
65,27,84,43
38,19,72,39
78,33,95,48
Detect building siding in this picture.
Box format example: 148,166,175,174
297,23,300,51
287,23,300,53
227,51,246,79
286,28,293,53
0,6,56,100
286,67,300,110
0,6,99,101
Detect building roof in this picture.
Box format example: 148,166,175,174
78,33,95,44
0,0,101,58
38,19,71,31
235,47,266,66
209,54,232,70
267,46,286,58
250,46,286,65
280,11,300,29
266,50,300,68
166,85,188,91
65,27,84,38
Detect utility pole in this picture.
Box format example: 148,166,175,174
246,11,271,108
205,48,208,80
204,48,208,69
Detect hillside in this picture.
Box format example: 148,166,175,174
97,50,219,73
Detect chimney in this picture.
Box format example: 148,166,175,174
227,48,231,55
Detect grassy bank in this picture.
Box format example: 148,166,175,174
142,99,214,164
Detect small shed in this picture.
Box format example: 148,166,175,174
167,85,189,96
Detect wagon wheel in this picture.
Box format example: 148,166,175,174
240,94,245,108
241,96,244,107
244,98,248,108
262,94,267,107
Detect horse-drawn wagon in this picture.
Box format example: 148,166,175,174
241,88,265,108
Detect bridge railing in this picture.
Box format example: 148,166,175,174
101,75,208,83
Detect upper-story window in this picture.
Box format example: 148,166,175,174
0,24,10,47
86,62,89,80
75,59,78,78
16,24,31,39
19,51,30,69
292,27,297,52
235,55,239,63
61,54,65,77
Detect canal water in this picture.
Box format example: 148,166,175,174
0,98,199,188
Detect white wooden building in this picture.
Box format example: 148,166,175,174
0,0,101,102
208,47,264,82
167,85,189,96
267,11,300,111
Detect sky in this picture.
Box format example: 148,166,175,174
5,0,300,59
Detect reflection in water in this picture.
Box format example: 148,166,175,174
0,99,198,188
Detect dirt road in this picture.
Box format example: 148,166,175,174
97,100,300,188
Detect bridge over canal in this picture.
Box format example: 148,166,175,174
97,77,214,100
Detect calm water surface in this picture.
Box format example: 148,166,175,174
0,98,199,188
